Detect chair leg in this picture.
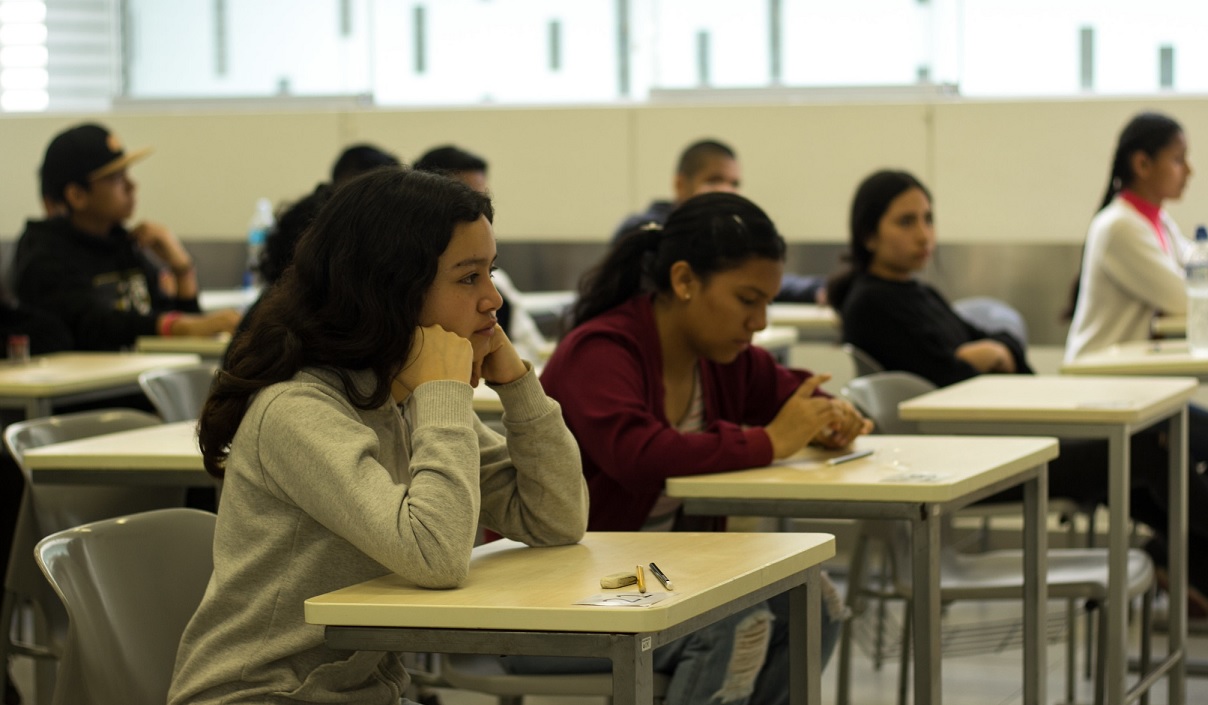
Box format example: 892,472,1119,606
897,600,911,705
1093,604,1108,705
1140,586,1154,705
1064,597,1077,704
873,543,891,669
836,527,872,705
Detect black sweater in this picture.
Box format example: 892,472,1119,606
11,218,200,351
839,273,1031,387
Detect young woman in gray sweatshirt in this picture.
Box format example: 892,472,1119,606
168,168,588,705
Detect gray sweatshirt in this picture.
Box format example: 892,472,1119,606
168,365,588,705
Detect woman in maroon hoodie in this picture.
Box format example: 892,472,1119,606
540,192,869,701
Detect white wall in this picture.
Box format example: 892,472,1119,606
1,95,1205,244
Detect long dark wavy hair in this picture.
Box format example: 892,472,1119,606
826,170,930,310
198,167,493,477
569,192,785,331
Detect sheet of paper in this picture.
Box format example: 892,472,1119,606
575,592,669,607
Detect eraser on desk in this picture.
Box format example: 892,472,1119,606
601,571,638,589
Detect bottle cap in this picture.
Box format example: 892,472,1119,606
1197,225,1208,241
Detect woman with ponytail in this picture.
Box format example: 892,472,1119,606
1066,112,1193,360
169,168,587,705
538,193,868,700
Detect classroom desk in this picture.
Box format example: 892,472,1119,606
768,303,840,341
0,352,202,419
135,334,230,360
22,420,209,486
899,374,1196,705
1061,339,1208,382
198,287,260,313
513,289,575,318
667,434,1055,705
306,532,835,705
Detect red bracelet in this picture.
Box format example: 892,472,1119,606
159,312,183,337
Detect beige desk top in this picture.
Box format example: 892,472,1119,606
667,435,1057,504
769,303,840,330
1060,340,1208,378
899,374,1197,426
24,420,203,473
0,352,202,397
306,532,834,634
514,290,575,316
753,325,797,352
135,335,231,357
198,287,260,313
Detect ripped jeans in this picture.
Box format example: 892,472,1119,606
501,591,841,705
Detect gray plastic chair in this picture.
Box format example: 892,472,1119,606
34,508,216,705
952,296,1029,346
839,343,885,379
138,363,217,422
840,371,935,435
1,409,180,705
440,653,669,705
839,523,1154,705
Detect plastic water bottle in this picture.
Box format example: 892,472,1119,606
1186,225,1208,357
244,198,274,290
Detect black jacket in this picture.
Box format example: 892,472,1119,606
11,217,200,351
840,273,1031,387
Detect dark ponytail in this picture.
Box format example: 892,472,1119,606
569,192,786,331
827,170,930,310
1099,112,1184,211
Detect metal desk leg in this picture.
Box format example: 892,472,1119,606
1168,408,1189,704
789,569,822,705
912,508,942,705
609,633,655,705
1106,427,1132,705
1023,463,1049,705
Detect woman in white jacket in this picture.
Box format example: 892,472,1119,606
1066,112,1193,360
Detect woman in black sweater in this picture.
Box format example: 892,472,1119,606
828,170,1029,386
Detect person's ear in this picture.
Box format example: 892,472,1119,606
63,183,89,213
669,260,699,302
673,173,691,204
1130,150,1153,182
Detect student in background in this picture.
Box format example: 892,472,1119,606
832,167,1208,611
611,139,742,242
539,193,868,702
614,139,827,303
829,170,1030,387
169,168,588,705
414,145,546,360
330,143,401,188
11,123,240,350
1066,112,1192,360
414,144,488,193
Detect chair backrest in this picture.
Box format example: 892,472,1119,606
4,409,179,533
35,508,216,705
841,372,936,435
951,296,1028,347
138,363,218,422
840,343,885,378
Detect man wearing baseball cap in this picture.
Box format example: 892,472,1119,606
11,123,240,350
